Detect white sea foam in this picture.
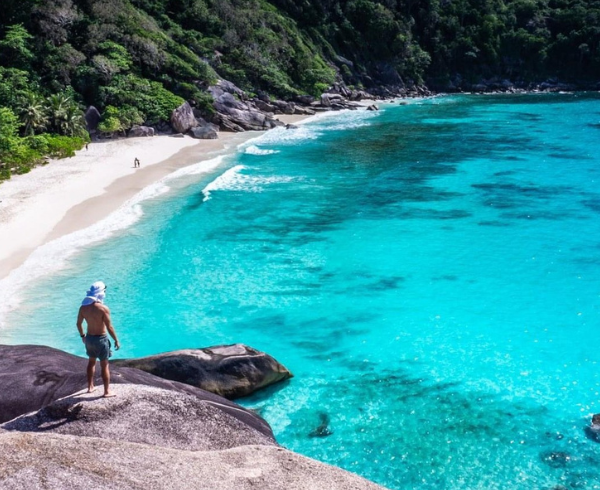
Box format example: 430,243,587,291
0,155,227,327
322,111,380,131
244,145,280,156
202,165,298,202
202,165,246,201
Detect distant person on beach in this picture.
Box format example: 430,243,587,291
76,281,120,397
85,143,89,150
134,157,140,168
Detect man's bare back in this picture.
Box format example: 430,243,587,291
78,303,114,336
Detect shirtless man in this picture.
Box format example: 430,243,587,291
76,281,120,397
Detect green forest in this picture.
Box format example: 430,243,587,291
1,0,599,179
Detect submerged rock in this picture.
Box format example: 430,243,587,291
540,450,572,468
584,413,600,442
112,343,293,399
309,412,333,438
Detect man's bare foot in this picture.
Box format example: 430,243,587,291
102,393,116,398
87,387,96,393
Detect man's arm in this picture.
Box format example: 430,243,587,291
102,306,120,350
76,307,86,343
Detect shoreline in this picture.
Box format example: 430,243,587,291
0,114,307,282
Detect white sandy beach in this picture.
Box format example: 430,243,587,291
0,115,306,281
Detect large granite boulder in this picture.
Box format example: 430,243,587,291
211,92,282,131
294,95,316,105
0,344,272,438
253,99,277,114
271,100,296,115
171,101,198,134
211,78,246,99
0,432,387,490
2,384,275,450
85,106,101,128
294,105,316,116
190,126,218,139
112,343,293,399
189,118,219,139
128,125,155,137
208,80,283,132
84,106,101,135
215,114,246,132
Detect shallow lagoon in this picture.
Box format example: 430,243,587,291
4,93,600,489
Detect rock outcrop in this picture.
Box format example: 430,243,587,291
2,384,275,450
0,431,386,490
189,118,220,139
112,343,293,399
211,92,283,131
0,344,388,490
0,344,272,438
171,101,198,134
84,106,101,135
128,125,155,137
190,126,218,139
208,80,284,132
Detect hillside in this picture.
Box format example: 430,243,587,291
0,0,599,178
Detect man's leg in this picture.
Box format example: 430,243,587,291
100,359,116,397
87,358,97,393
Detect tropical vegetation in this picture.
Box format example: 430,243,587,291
0,0,599,180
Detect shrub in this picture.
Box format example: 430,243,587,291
100,74,184,123
44,134,87,158
312,82,330,96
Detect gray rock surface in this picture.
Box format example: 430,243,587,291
128,125,155,137
112,343,293,399
207,80,284,132
0,344,273,438
253,99,277,114
171,101,198,134
84,106,101,134
0,345,390,490
293,105,316,116
294,95,315,105
212,92,282,131
215,114,246,132
210,79,246,99
2,384,275,450
190,126,218,139
0,431,387,490
271,100,296,115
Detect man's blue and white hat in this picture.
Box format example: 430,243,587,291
81,281,106,306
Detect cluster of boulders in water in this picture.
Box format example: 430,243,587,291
0,343,386,490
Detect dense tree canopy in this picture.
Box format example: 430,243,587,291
0,0,598,179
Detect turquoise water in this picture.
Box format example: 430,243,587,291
3,93,600,489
